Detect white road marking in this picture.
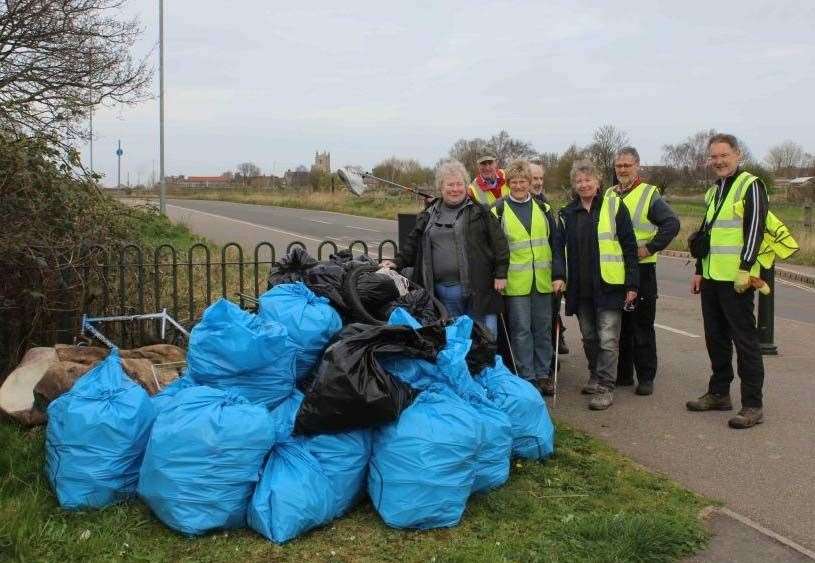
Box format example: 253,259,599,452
345,225,379,232
654,323,701,338
717,507,815,561
166,204,323,242
307,219,332,225
777,278,815,294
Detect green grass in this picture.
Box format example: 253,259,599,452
0,421,709,562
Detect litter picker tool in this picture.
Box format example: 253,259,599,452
337,167,433,199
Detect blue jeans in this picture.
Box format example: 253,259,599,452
576,301,622,390
505,291,553,382
434,283,497,338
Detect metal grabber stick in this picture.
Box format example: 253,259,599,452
552,317,561,407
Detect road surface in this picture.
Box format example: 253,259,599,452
165,198,815,556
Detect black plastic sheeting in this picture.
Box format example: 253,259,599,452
294,323,446,436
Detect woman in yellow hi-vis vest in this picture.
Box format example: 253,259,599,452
491,160,566,397
687,134,769,429
558,160,640,411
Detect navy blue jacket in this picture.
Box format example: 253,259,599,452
559,194,639,315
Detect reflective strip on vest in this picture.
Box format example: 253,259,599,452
608,183,659,264
702,172,761,281
493,199,552,295
597,194,626,284
469,182,508,205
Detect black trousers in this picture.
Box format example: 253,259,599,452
617,296,658,383
701,278,764,408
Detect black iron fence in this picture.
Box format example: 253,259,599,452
1,238,397,377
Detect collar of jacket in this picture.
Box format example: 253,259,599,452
563,193,603,214
614,177,642,195
475,169,506,191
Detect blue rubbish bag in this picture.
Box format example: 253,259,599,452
248,391,371,543
368,385,480,529
45,348,155,510
138,385,274,536
477,356,555,460
151,373,196,414
186,298,296,407
258,282,342,380
385,311,512,493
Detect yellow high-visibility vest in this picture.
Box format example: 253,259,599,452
491,198,552,295
597,194,626,284
702,172,762,281
607,183,659,264
468,170,509,205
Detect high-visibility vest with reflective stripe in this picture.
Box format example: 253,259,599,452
468,174,509,205
597,194,626,285
491,199,552,295
606,183,659,264
702,171,761,281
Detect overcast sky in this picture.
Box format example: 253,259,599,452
86,0,815,187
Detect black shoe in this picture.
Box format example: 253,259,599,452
686,393,733,412
537,378,555,397
635,381,654,396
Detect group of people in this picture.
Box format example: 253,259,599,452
383,132,771,429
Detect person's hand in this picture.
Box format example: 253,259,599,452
380,259,396,269
691,274,702,294
637,245,651,259
494,278,507,292
552,279,566,295
625,290,637,305
734,269,750,293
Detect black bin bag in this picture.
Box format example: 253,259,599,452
384,289,441,326
267,247,318,288
466,320,498,375
294,323,446,436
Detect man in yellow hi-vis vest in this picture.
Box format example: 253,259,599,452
491,160,566,397
687,133,768,429
468,155,509,205
609,147,680,396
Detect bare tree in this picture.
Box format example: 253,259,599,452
662,129,717,186
766,141,806,177
588,125,629,186
449,137,489,174
373,157,433,189
0,0,153,149
236,162,260,186
449,131,538,175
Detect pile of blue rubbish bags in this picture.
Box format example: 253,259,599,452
44,281,555,543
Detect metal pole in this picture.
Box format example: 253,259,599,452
117,140,122,188
89,105,93,174
757,265,777,355
159,0,166,214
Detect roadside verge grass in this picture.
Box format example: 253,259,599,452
0,421,709,562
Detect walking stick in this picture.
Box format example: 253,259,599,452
499,313,518,375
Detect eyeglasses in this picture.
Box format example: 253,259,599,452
615,163,635,169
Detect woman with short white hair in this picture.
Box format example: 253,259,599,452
383,159,509,336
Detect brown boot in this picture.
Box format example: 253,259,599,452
686,393,733,412
728,408,764,429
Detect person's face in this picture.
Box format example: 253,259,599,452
508,176,530,200
441,174,467,205
708,142,740,178
530,165,544,194
477,160,498,179
573,172,599,199
614,154,639,185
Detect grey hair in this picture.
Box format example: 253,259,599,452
615,146,640,164
435,159,470,192
708,133,740,152
569,159,601,184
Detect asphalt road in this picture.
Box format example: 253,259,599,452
165,198,815,555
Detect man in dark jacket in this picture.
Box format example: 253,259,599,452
384,160,510,337
559,160,639,410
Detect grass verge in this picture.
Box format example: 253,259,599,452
0,421,709,562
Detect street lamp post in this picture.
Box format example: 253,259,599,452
159,0,166,213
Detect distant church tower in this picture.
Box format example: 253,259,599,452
314,151,330,174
